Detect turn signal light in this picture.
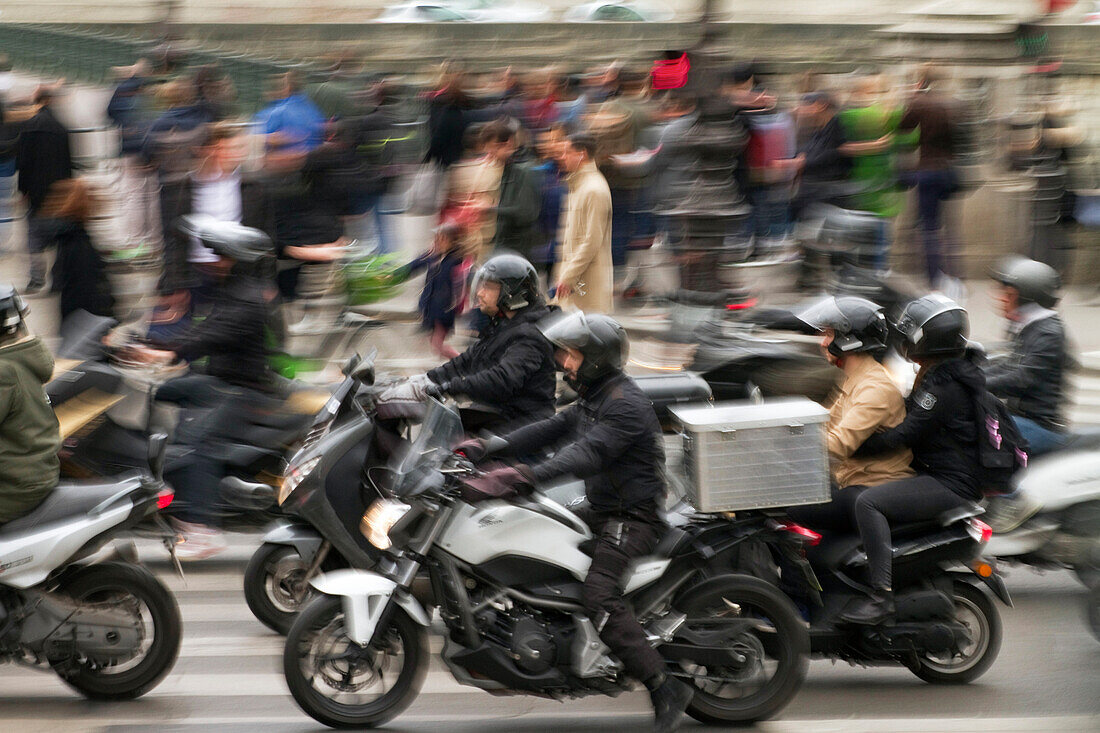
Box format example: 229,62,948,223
967,518,993,544
971,560,995,578
726,298,759,311
775,522,822,546
156,490,175,510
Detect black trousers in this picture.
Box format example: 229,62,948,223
575,505,665,682
786,483,867,535
853,475,970,590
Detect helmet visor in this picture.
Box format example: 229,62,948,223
796,296,850,334
538,311,590,352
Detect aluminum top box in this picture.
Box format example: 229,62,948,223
670,398,831,513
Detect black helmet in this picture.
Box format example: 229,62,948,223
539,311,627,389
0,284,28,337
797,295,888,358
990,256,1061,309
471,252,541,311
176,215,273,264
893,294,969,360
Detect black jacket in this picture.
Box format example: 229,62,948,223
500,372,666,514
427,303,556,424
51,221,115,321
15,106,72,214
492,157,542,256
157,175,273,295
984,312,1071,431
857,356,984,501
167,276,272,391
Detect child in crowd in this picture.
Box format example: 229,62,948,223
398,221,471,359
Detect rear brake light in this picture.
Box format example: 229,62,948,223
726,298,758,311
156,490,175,510
967,518,993,544
775,522,822,546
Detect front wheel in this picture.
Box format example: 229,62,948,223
672,573,809,726
283,595,428,728
50,562,181,700
908,580,1002,685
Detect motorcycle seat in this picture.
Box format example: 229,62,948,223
1,472,145,534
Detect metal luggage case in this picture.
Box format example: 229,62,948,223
670,398,830,513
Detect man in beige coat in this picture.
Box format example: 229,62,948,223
554,135,613,314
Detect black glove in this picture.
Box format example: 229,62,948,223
424,380,449,399
453,437,488,463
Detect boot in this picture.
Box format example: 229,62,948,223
649,675,694,733
839,588,895,626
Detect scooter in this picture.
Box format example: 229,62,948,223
0,435,182,699
984,435,1100,587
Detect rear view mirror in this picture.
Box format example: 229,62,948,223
342,353,362,376
148,433,168,481
352,347,378,385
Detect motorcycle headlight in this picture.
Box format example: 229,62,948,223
279,456,322,505
360,499,412,550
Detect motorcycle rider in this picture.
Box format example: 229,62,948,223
0,286,61,524
129,216,277,559
384,253,557,433
985,256,1073,456
788,296,914,533
455,311,695,733
844,295,984,625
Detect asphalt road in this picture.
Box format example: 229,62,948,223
0,536,1096,733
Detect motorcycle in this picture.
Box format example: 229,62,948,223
0,434,182,699
282,399,813,728
788,504,1010,684
246,357,711,634
47,311,341,534
984,437,1100,587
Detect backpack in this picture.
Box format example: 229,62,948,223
970,388,1029,496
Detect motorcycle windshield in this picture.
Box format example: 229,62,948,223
388,398,463,496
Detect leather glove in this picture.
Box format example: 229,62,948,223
460,464,536,503
378,374,433,403
453,437,488,463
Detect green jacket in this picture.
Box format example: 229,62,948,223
0,336,61,523
492,158,542,257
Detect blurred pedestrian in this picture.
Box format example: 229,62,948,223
193,64,237,122
555,134,613,314
486,119,541,258
784,92,851,220
254,71,325,159
838,75,904,272
39,178,114,322
0,88,19,253
107,59,161,252
398,221,470,359
531,124,568,281
142,77,211,185
443,123,501,263
14,86,72,294
897,64,961,288
426,63,474,168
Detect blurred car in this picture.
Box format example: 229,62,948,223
563,1,674,21
376,0,550,21
1084,1,1100,23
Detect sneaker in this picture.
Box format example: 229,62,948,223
173,521,227,561
650,676,694,733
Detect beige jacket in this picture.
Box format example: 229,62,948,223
554,161,613,313
827,356,914,489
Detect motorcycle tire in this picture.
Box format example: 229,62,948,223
50,562,181,700
907,580,1002,685
283,595,428,729
244,543,316,635
673,573,809,726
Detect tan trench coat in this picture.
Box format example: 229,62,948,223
553,161,613,314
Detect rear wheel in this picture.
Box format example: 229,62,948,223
50,562,181,700
908,580,1001,685
672,574,808,726
283,595,428,728
244,543,315,635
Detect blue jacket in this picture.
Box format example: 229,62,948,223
255,94,326,154
107,76,150,156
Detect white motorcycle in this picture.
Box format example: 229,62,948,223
282,400,815,729
0,435,182,699
985,432,1100,587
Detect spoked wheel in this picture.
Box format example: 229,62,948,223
908,581,1001,685
50,562,181,700
671,574,809,726
244,544,315,635
283,595,428,729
